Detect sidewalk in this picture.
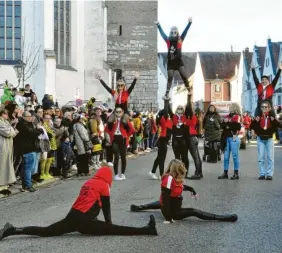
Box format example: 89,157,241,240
0,149,156,200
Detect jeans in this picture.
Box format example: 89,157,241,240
23,152,36,188
32,152,41,175
224,137,240,171
187,136,202,175
257,137,274,176
278,129,282,144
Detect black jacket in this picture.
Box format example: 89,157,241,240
250,118,282,140
15,118,43,154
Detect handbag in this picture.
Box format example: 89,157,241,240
91,136,102,152
75,124,93,151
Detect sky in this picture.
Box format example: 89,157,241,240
158,0,282,52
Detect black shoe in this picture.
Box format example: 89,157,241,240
62,173,72,179
230,171,239,180
258,175,265,180
147,215,158,235
266,176,273,180
217,156,221,161
26,187,38,192
199,174,203,179
218,171,228,179
0,189,11,196
215,214,238,222
130,204,142,212
189,174,201,180
0,223,14,241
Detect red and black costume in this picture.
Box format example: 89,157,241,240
157,21,192,96
242,113,252,142
184,95,203,179
131,174,238,222
151,100,173,176
105,116,135,176
0,167,157,240
251,68,281,117
99,78,137,112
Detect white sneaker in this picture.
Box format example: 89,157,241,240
148,171,158,180
114,175,123,181
108,162,114,167
71,164,77,171
120,174,126,180
146,148,152,151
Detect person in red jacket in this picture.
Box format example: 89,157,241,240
242,111,251,143
185,93,203,179
95,72,139,118
131,159,238,223
250,62,282,117
0,167,157,241
148,99,173,179
105,106,135,181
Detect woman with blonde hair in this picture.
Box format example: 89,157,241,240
131,159,238,223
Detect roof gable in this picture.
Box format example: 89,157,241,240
198,52,241,80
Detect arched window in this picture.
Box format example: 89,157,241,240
54,0,71,66
215,83,221,92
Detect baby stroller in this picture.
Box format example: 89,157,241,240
203,139,221,163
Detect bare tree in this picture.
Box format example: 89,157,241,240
19,18,42,87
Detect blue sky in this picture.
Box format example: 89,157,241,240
158,0,282,52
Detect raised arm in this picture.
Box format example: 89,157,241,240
185,94,193,118
127,72,139,95
95,73,113,95
250,63,260,88
156,22,168,41
163,99,169,119
181,18,192,41
272,63,282,88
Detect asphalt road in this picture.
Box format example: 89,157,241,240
1,142,282,253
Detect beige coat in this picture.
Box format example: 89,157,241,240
0,118,18,186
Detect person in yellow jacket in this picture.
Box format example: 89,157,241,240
132,112,143,152
40,114,57,179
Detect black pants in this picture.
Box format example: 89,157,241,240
106,146,113,163
166,66,189,95
77,154,89,175
132,201,236,221
151,138,168,176
172,137,188,169
7,209,154,237
112,135,127,175
187,136,202,175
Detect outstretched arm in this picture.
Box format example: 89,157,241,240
181,17,192,41
250,63,260,88
127,72,139,95
156,22,168,41
272,63,282,88
183,185,197,195
95,73,113,95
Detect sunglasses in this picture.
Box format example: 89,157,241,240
115,110,122,114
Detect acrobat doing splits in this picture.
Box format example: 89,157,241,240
156,18,193,99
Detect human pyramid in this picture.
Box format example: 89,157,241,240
1,16,282,240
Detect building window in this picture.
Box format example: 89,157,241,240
54,0,71,66
215,83,221,92
0,0,21,61
266,58,269,67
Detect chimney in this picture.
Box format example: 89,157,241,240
245,47,249,53
231,45,233,52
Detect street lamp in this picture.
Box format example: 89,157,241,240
13,61,26,88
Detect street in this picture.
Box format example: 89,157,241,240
0,142,282,253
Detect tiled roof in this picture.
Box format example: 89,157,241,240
271,42,282,71
198,52,241,80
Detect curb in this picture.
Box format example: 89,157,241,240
0,150,156,200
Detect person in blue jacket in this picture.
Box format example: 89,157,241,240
156,17,193,99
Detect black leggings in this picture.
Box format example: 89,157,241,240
187,136,202,175
77,154,89,175
131,201,236,221
166,66,190,95
112,135,127,175
172,137,188,169
151,138,168,176
9,209,154,237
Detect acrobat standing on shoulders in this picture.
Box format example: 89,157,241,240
156,17,193,99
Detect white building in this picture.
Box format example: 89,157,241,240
242,39,282,115
0,0,111,106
